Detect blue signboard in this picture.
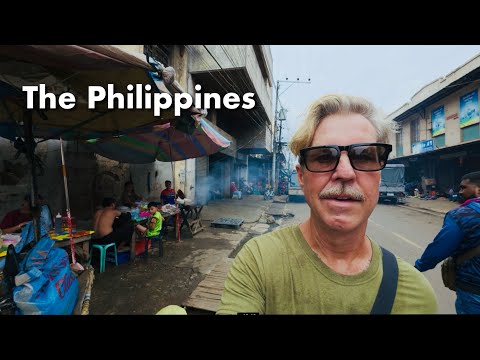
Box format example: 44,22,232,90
460,90,479,128
431,106,445,137
412,139,434,155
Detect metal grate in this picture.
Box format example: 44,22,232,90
211,217,244,229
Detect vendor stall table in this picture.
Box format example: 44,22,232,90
51,230,94,264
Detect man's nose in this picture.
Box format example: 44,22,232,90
332,152,356,179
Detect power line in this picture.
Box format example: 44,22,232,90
219,45,272,131
201,45,273,135
184,45,270,136
183,45,275,168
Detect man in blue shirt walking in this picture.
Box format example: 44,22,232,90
415,171,480,314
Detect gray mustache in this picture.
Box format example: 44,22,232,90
319,184,365,201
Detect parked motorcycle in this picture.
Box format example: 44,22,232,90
241,182,253,195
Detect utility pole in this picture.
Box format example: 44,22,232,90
272,80,280,194
278,108,284,156
277,107,287,182
272,78,311,194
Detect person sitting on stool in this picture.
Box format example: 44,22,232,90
92,198,134,251
231,182,242,200
135,202,164,257
160,180,176,206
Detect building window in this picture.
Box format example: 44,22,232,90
462,123,480,142
410,119,420,144
144,45,172,66
396,130,403,157
434,134,445,148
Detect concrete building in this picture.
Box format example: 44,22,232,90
143,45,273,203
387,53,480,194
178,45,273,203
0,45,273,220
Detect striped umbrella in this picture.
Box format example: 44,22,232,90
83,116,231,164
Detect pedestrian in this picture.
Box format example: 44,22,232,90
278,176,288,195
415,171,480,314
217,93,437,314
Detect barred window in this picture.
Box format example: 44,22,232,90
410,119,420,144
144,45,173,66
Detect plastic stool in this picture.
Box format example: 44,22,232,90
143,229,165,259
88,243,118,273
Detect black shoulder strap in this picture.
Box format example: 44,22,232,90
370,247,398,315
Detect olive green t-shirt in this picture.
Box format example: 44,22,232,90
217,224,438,314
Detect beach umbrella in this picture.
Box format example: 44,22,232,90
83,115,231,164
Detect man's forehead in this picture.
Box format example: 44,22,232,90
461,179,474,186
312,113,377,145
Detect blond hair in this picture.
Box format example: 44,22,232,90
289,94,396,156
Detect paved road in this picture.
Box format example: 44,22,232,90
281,202,456,314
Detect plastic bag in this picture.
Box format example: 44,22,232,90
0,220,50,270
13,237,78,315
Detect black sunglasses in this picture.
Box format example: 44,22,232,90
299,143,392,172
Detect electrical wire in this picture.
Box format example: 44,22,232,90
184,45,273,136
217,45,273,133
218,45,273,131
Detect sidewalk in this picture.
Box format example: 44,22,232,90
175,196,270,274
201,195,270,223
401,196,458,216
88,195,272,314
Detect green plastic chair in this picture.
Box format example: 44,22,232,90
88,243,118,273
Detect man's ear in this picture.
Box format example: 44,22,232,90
296,164,305,190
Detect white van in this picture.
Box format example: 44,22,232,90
288,171,305,202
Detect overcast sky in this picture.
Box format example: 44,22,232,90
271,45,480,143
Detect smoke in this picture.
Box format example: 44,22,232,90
194,156,271,204
195,175,222,205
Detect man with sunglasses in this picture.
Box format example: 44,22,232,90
218,94,437,314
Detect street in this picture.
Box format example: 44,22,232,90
281,202,456,314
